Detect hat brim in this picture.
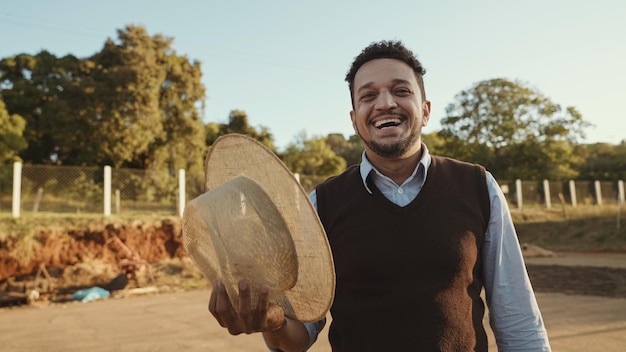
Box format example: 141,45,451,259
183,134,335,322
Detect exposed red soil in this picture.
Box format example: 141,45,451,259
0,219,186,283
2,218,626,309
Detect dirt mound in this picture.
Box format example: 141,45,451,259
0,219,185,282
0,218,211,307
3,215,624,309
522,243,556,257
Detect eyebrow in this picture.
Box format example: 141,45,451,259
356,79,412,93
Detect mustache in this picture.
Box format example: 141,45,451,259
369,110,407,122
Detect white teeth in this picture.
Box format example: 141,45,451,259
374,118,401,128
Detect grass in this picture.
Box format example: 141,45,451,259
513,204,626,252
1,204,625,253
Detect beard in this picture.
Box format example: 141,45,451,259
357,125,420,158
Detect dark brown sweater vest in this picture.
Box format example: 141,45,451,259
316,156,491,351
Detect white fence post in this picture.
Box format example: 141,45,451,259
515,179,523,210
12,161,22,218
543,179,551,209
617,180,624,205
104,166,111,216
178,169,186,217
569,180,577,208
594,180,603,205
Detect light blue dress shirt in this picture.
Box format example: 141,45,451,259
269,145,551,351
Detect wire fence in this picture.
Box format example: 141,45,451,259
1,163,624,217
500,180,625,209
1,164,204,216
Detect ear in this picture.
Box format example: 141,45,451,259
422,100,431,126
350,110,357,132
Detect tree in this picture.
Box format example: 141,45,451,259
325,133,363,167
281,132,346,177
440,78,590,180
65,24,207,172
577,141,626,181
147,51,207,196
421,131,447,157
0,51,84,164
205,122,221,146
205,109,276,152
0,98,27,163
84,25,170,167
0,25,207,170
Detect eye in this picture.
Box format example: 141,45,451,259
359,92,376,101
394,88,411,96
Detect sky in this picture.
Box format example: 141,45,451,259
2,0,625,151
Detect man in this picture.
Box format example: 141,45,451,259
209,40,551,351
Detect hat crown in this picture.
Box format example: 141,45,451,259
205,175,298,294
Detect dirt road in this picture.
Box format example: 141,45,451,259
0,289,625,351
1,252,626,351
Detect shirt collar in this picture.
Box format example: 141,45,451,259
359,143,432,194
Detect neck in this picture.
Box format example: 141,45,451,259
366,144,423,186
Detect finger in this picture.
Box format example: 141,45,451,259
255,284,270,317
214,280,239,330
254,284,271,330
237,280,254,333
208,280,226,327
257,285,286,332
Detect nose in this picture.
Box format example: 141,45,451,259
375,90,397,110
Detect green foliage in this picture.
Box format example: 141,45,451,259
421,131,447,156
204,123,221,146
143,47,207,193
85,25,207,171
440,78,590,180
0,98,27,162
0,163,12,207
65,171,104,211
82,27,167,166
325,133,364,167
577,141,626,181
205,110,276,152
500,138,583,180
0,51,82,164
18,166,102,213
281,132,346,177
0,25,206,172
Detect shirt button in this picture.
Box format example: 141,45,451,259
398,188,404,194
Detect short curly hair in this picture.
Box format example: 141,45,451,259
345,40,426,106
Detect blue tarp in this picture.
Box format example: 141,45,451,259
70,286,110,302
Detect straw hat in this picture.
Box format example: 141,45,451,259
182,134,335,322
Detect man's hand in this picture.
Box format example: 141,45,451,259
209,279,286,335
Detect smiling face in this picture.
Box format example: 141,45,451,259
350,58,430,159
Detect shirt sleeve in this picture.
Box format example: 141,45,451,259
482,172,552,351
265,319,327,352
